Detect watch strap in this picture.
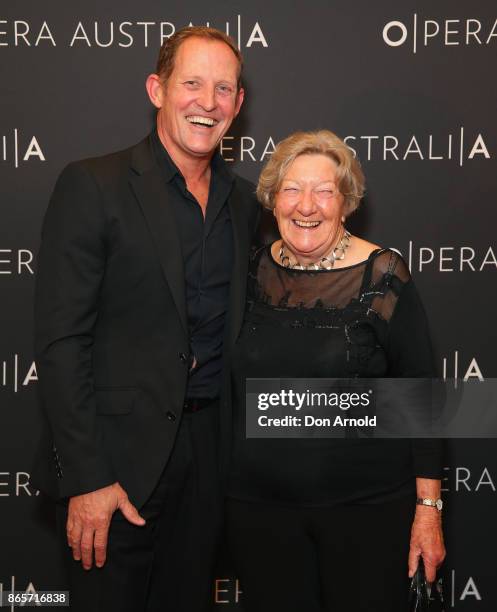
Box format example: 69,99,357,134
416,497,443,511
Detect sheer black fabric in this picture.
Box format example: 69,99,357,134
227,245,443,506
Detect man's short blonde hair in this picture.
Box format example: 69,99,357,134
257,130,365,215
156,26,243,91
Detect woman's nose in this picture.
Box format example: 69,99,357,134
297,189,316,215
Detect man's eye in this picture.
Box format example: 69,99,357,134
184,81,199,87
217,85,233,95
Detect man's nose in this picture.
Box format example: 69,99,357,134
197,86,216,112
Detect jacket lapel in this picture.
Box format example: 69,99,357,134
128,136,188,336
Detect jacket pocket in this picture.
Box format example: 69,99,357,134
94,387,135,415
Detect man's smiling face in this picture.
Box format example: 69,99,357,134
156,36,244,164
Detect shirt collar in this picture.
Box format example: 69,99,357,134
151,128,234,187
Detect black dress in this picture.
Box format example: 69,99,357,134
227,245,443,506
225,245,444,612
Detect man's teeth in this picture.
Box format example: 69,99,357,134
293,220,321,228
186,116,216,127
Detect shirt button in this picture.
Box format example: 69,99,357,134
179,352,188,364
166,411,177,422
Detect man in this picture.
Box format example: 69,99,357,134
32,26,259,612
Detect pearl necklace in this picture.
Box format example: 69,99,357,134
279,230,352,270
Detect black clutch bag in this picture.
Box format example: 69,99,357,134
408,559,444,611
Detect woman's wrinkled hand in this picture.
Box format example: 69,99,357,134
408,506,446,582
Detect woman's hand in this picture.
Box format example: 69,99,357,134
408,505,445,582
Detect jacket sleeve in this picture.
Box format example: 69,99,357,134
34,162,117,498
386,278,445,479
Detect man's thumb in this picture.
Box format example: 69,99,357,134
119,497,146,526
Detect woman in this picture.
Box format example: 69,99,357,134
225,130,445,611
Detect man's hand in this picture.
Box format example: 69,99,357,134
66,482,145,570
408,506,445,582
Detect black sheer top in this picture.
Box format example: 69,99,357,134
227,245,443,506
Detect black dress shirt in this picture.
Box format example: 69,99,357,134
151,130,234,399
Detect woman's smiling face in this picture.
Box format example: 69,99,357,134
274,154,346,266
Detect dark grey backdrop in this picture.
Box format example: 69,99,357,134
1,0,496,609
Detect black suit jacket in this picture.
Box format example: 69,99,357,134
31,134,259,509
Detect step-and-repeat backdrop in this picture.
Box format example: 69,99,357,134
1,0,495,609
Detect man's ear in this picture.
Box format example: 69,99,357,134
145,74,164,109
234,87,245,118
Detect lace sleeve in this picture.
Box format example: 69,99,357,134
381,258,444,479
365,250,412,323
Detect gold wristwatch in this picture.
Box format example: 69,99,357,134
416,497,443,512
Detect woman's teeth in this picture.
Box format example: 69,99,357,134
293,220,321,228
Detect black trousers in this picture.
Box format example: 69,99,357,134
56,402,222,612
225,495,414,612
